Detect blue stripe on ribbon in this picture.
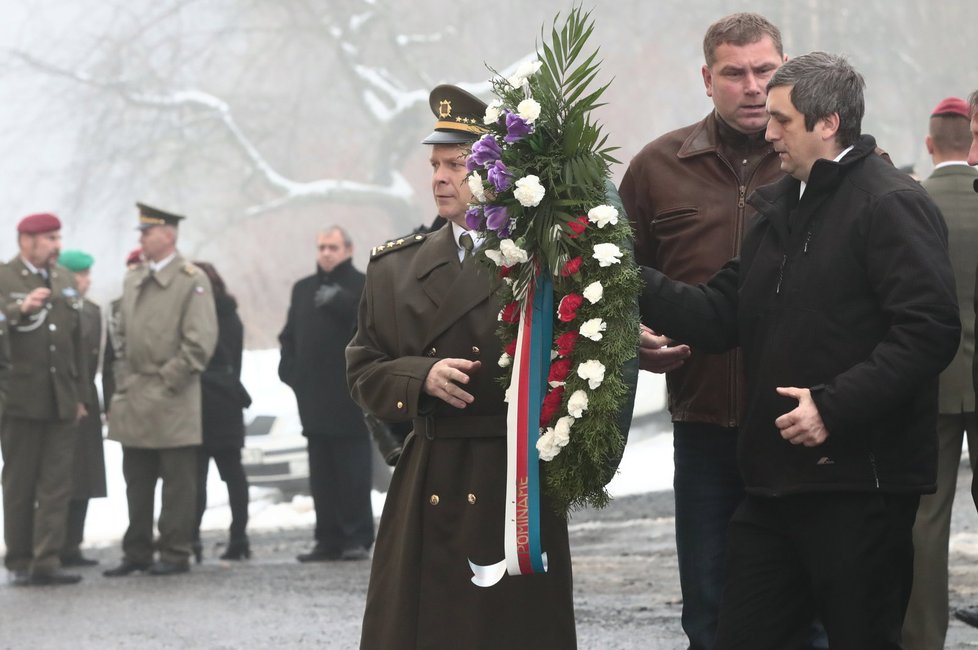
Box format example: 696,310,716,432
525,270,553,573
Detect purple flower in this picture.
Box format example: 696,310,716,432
484,204,509,232
504,111,533,143
465,206,484,231
487,160,514,192
468,135,503,170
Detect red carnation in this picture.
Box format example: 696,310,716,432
498,265,513,278
505,339,517,357
500,301,521,324
556,331,579,357
567,215,589,239
557,293,584,322
539,385,565,427
560,256,583,277
548,358,572,384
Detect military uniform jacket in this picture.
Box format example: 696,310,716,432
347,225,576,650
108,254,218,448
71,298,107,498
0,307,10,418
0,258,86,421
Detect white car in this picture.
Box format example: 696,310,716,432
242,413,309,496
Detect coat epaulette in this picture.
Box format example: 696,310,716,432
182,263,198,276
370,233,427,259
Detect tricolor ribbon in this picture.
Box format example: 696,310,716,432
469,271,552,587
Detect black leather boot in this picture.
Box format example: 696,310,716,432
219,537,251,560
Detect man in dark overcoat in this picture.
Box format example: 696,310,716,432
56,250,108,567
346,85,576,650
0,213,87,586
279,225,374,561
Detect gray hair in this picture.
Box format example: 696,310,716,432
767,51,865,148
319,225,352,248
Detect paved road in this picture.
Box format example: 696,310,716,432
4,468,978,648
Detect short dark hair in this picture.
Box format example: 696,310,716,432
970,89,978,119
320,225,353,248
703,13,783,67
929,114,972,155
767,52,865,148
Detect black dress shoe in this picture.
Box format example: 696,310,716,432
61,554,99,567
148,560,190,576
103,560,151,577
296,547,340,563
8,570,30,587
955,606,978,629
29,571,82,586
339,547,370,561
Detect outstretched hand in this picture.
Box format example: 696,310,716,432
638,324,690,373
774,387,829,447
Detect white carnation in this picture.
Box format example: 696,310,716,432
577,359,606,390
583,281,604,304
508,59,543,88
498,352,511,368
587,204,619,228
537,428,561,461
467,172,486,202
498,239,530,266
592,242,623,267
513,175,545,207
554,416,574,446
567,389,589,418
579,318,607,342
517,98,541,123
484,248,503,266
483,99,503,125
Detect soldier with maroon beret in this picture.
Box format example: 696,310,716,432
0,213,87,586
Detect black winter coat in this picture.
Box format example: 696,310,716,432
640,135,960,496
201,294,249,450
279,258,367,437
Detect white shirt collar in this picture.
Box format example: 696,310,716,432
149,252,177,273
451,222,484,262
800,146,855,199
21,257,43,275
934,160,972,170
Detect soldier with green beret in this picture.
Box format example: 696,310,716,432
104,203,217,577
56,249,108,567
0,213,87,586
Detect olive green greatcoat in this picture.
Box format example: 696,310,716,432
108,254,217,448
0,258,86,420
70,299,107,498
347,225,576,650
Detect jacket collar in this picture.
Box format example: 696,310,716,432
750,135,878,240
677,111,769,159
928,163,978,179
415,224,492,346
137,252,185,288
317,257,355,283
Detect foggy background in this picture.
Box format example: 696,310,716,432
0,0,973,347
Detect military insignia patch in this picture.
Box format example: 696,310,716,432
370,233,427,259
62,287,78,298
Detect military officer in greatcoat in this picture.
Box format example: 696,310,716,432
104,204,217,577
347,86,577,649
0,213,87,586
56,249,108,567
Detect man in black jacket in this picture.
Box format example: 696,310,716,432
640,52,960,648
279,226,374,562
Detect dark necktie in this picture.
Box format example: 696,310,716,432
459,232,474,260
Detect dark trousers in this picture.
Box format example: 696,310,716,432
120,445,198,565
0,417,76,575
672,422,745,650
307,435,375,552
714,492,919,650
195,447,250,541
62,498,89,557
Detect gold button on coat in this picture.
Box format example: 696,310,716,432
467,493,477,505
396,401,404,409
427,347,437,357
471,346,480,355
429,494,440,505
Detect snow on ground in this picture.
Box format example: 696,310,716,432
0,352,673,552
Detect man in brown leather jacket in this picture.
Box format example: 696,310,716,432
618,13,785,650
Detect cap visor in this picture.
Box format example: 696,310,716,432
421,129,480,145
